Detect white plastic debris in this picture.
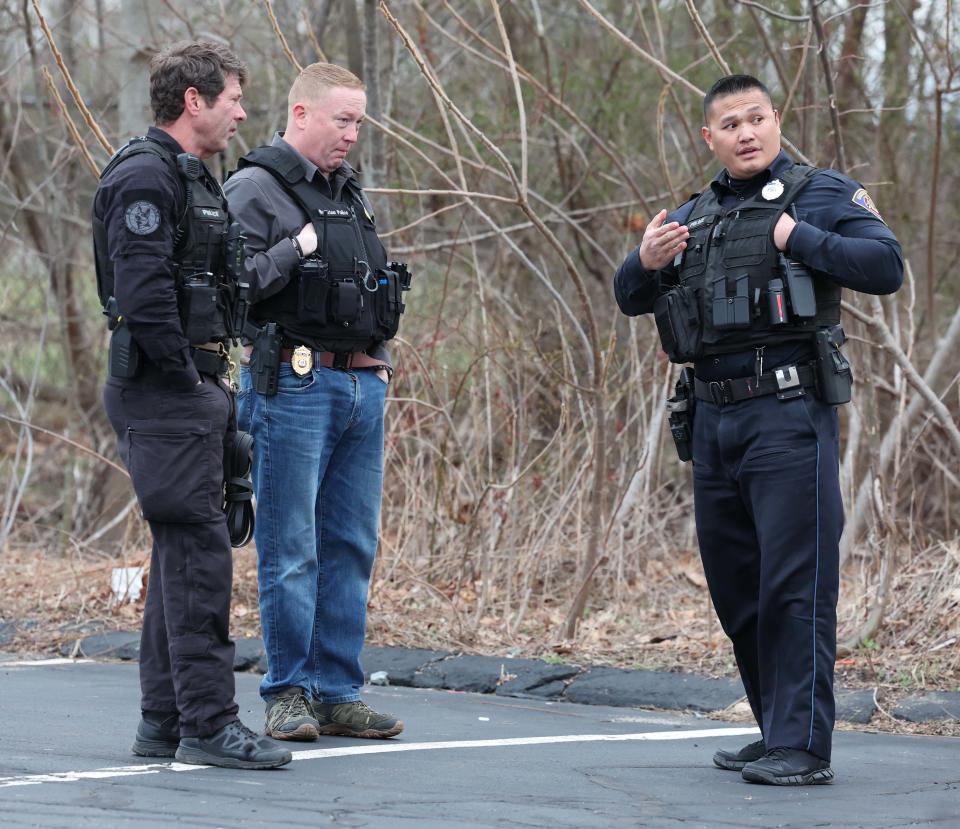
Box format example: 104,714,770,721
369,670,389,686
110,566,144,604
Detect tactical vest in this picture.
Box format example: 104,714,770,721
235,144,406,354
654,163,841,363
92,137,245,345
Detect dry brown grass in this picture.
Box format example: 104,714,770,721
2,534,956,737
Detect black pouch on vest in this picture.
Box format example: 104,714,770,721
297,256,330,324
331,280,363,326
813,324,853,405
374,262,411,340
711,273,751,330
179,275,222,343
654,284,702,363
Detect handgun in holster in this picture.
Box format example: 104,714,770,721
104,296,140,379
249,321,281,396
666,366,696,463
813,324,853,405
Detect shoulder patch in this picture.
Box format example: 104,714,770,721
851,188,884,221
124,200,161,235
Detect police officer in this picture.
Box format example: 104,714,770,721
94,40,290,769
614,75,902,785
224,63,409,741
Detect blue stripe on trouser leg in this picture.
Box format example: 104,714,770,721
693,393,841,761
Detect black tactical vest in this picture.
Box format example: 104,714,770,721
235,144,405,354
92,137,245,345
654,163,841,363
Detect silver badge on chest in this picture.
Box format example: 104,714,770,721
761,179,784,200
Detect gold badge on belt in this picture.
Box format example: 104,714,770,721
292,345,313,376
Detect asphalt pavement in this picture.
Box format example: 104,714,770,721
0,659,957,828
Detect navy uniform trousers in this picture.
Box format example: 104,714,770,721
692,390,842,761
103,373,239,738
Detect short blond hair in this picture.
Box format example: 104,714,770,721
288,63,364,107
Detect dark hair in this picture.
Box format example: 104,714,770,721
703,75,772,123
149,39,247,125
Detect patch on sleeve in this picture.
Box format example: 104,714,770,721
851,188,883,221
124,200,161,235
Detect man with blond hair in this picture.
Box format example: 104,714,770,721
225,63,409,741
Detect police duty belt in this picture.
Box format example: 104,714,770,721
695,363,817,405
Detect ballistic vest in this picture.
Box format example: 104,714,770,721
235,144,397,354
92,137,243,344
660,163,841,362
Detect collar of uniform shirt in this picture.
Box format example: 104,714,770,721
146,125,186,155
270,131,358,189
709,149,794,199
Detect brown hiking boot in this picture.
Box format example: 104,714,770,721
264,687,320,741
311,699,404,739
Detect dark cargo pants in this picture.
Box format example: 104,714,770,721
103,375,239,738
692,391,842,761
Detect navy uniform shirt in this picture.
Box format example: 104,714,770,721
94,126,200,388
613,151,903,380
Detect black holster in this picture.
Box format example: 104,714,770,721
813,324,853,405
108,322,141,379
666,366,696,462
249,322,281,396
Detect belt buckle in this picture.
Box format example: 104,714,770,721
708,381,727,406
291,345,313,376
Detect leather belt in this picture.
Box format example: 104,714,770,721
277,347,383,370
694,363,817,406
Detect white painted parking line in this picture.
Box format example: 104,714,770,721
0,658,95,668
0,726,759,788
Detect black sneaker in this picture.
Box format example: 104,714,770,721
312,699,404,739
175,720,292,769
264,687,320,741
132,710,180,758
741,747,834,785
712,739,765,771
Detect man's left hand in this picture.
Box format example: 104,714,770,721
774,213,796,251
375,368,389,385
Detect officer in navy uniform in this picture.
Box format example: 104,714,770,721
224,63,409,742
94,40,290,769
614,75,902,785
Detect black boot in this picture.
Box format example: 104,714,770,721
175,720,292,770
132,710,180,758
741,747,834,785
712,739,765,771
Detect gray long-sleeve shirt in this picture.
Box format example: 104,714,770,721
224,134,390,363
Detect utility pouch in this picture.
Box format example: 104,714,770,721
712,273,751,329
297,256,331,324
374,261,412,340
813,324,853,405
250,321,281,396
666,366,696,463
108,322,141,379
179,273,222,343
653,284,702,363
779,254,817,319
331,280,363,326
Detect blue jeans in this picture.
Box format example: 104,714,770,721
238,363,386,703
